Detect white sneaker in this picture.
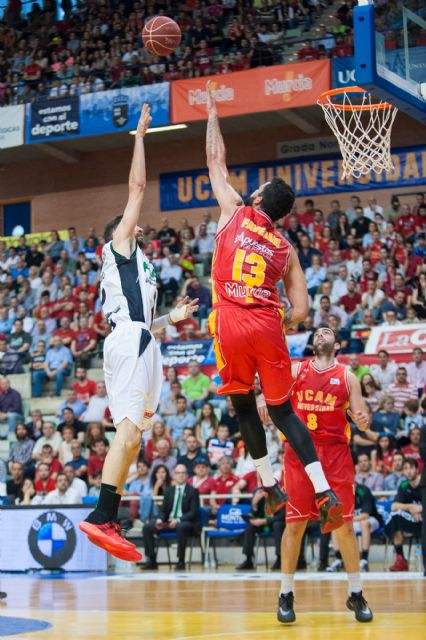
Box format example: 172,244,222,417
360,559,369,572
326,559,343,572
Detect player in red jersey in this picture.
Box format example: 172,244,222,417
263,328,373,624
205,82,343,532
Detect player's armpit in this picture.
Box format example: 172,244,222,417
282,249,309,328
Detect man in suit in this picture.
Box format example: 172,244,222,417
142,464,200,570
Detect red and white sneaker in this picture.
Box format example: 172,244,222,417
79,520,135,553
88,535,142,562
389,554,409,572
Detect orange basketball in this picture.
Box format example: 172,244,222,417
142,16,182,57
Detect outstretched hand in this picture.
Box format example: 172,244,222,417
176,295,199,318
347,409,369,431
136,103,152,137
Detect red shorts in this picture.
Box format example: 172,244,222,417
284,442,355,522
208,305,294,405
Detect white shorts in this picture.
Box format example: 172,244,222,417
353,517,380,535
103,322,163,431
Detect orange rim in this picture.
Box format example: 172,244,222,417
318,86,393,111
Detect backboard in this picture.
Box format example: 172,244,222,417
354,0,426,124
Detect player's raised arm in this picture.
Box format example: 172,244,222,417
281,248,309,330
206,81,242,229
112,103,152,257
347,371,370,431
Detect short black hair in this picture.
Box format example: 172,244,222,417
104,215,123,242
260,178,295,221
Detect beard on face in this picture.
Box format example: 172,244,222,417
313,341,335,357
244,196,255,206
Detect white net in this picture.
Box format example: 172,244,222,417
317,89,398,179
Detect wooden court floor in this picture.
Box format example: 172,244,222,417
0,571,425,640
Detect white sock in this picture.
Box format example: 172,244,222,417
280,574,295,596
253,454,275,488
304,461,330,493
347,572,362,596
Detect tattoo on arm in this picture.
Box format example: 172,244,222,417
206,111,219,159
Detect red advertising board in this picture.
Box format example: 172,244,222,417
171,60,331,123
365,325,426,355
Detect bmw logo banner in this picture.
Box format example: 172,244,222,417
0,507,107,572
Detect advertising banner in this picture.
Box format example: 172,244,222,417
25,83,170,143
0,105,25,149
0,506,107,571
160,146,426,210
171,60,331,123
27,96,80,143
332,56,356,88
79,82,169,137
365,325,426,355
160,333,309,368
160,340,216,368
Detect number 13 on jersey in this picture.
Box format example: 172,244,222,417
232,249,266,303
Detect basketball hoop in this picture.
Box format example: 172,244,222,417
317,86,398,179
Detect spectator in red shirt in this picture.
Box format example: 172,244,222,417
298,43,319,61
231,51,250,72
332,34,353,57
395,205,417,238
53,316,75,347
34,291,56,320
88,438,109,485
74,274,97,302
211,455,239,512
401,427,423,474
93,309,110,341
54,284,75,321
71,317,97,367
195,40,213,74
339,279,362,316
37,444,63,479
34,462,56,496
23,57,42,84
188,456,216,496
233,469,260,495
72,366,97,404
299,198,315,228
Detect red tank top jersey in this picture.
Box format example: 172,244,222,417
212,205,292,308
292,360,351,444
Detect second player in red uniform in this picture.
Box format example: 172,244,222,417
262,327,373,624
205,82,343,531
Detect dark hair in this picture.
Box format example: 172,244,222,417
150,464,172,491
403,457,418,470
104,215,123,242
138,456,151,468
260,178,295,221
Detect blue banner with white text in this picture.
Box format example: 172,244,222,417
159,146,426,210
26,83,170,144
332,56,356,88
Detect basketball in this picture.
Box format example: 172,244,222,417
142,16,181,57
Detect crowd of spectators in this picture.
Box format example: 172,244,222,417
0,193,426,568
1,0,336,106
0,188,424,570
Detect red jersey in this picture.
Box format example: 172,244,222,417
292,360,351,444
212,205,292,309
72,379,97,404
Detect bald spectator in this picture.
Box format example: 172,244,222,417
81,382,109,423
57,389,86,420
149,439,177,478
386,368,419,414
31,422,63,461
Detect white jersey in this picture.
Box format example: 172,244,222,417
100,241,157,329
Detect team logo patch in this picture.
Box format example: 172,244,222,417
330,378,340,385
28,511,76,569
112,95,129,128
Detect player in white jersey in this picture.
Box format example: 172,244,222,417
79,105,198,562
